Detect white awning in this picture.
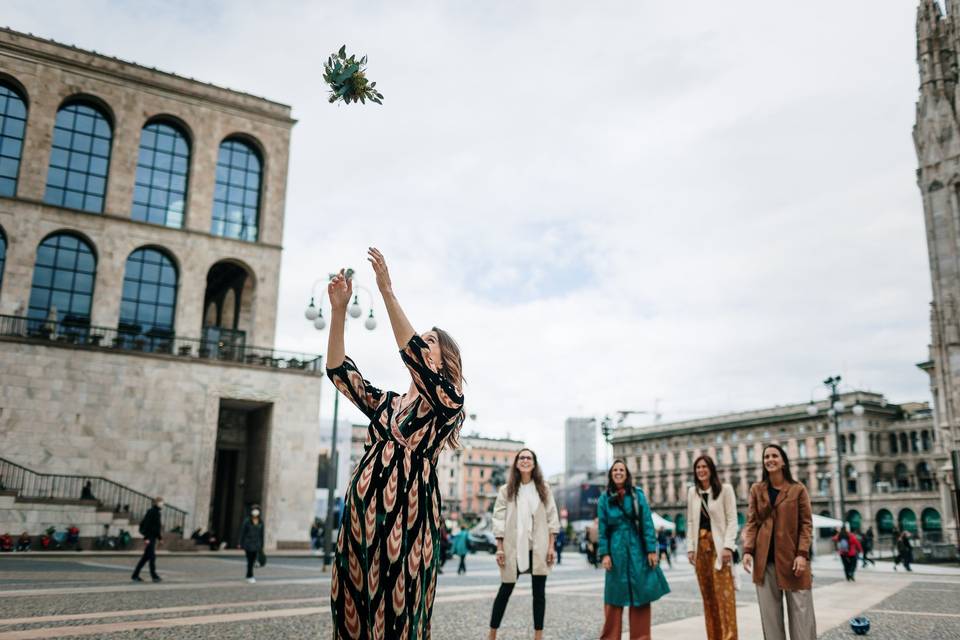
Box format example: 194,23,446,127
812,514,844,529
651,512,676,530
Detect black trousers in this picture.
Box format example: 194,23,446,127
132,538,158,578
490,574,547,630
840,554,857,579
245,550,257,578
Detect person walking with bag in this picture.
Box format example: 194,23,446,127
488,448,560,640
861,527,875,567
742,444,816,640
239,504,265,583
131,497,163,583
687,455,739,640
598,460,670,640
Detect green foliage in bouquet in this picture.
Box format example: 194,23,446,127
324,45,384,105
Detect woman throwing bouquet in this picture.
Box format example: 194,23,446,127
327,248,465,640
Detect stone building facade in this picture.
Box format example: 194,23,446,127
913,0,960,548
610,392,948,545
0,29,323,549
432,426,525,520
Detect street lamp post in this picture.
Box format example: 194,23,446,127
600,415,613,469
304,272,377,568
806,375,864,524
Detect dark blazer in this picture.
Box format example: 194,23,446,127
742,481,813,591
139,506,163,540
239,517,265,552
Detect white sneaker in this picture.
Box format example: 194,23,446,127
247,577,256,584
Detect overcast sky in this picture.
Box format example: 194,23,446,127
6,1,934,475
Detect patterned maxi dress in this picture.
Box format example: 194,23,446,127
327,335,465,640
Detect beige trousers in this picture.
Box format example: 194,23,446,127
755,563,816,640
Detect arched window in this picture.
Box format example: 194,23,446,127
875,508,894,534
132,121,189,228
28,233,96,327
849,433,856,454
846,464,858,494
119,248,178,351
845,509,862,532
921,508,942,533
44,101,112,213
898,508,917,534
916,462,933,492
0,81,28,197
894,463,910,490
211,137,261,242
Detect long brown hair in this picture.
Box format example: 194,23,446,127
692,455,722,500
761,443,795,484
505,448,549,503
606,459,634,505
433,326,465,448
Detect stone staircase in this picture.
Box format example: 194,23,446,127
0,490,140,541
0,456,189,550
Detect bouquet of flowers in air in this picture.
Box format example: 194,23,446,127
324,45,384,105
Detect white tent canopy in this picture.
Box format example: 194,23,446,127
812,514,844,529
651,512,676,530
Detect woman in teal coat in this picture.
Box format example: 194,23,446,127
597,460,670,640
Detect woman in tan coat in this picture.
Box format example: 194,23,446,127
488,448,560,640
742,443,816,640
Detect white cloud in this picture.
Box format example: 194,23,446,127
4,0,932,475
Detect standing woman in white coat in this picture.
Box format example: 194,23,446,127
686,455,739,640
488,448,560,640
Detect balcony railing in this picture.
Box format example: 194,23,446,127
0,314,321,373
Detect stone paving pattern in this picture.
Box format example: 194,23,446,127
0,552,957,639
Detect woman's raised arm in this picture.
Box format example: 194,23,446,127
325,270,351,369
367,247,416,349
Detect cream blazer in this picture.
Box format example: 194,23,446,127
491,483,560,583
686,482,738,571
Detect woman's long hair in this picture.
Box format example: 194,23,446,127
760,443,795,484
505,448,549,503
692,455,722,500
433,326,466,449
606,459,634,504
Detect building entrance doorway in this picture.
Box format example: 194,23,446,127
209,399,272,547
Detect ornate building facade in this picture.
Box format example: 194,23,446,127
610,393,947,545
0,29,322,549
914,0,960,547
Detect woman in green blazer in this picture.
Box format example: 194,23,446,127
597,460,670,640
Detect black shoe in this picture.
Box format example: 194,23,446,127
151,576,162,582
131,576,143,582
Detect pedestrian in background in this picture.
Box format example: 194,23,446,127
131,496,163,583
586,518,600,568
895,531,913,571
742,444,815,640
488,448,560,640
309,518,320,553
861,527,875,567
598,460,670,640
453,526,470,575
239,504,265,583
832,527,862,581
554,528,566,565
686,455,739,640
657,528,673,568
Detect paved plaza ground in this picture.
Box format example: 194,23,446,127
0,550,958,639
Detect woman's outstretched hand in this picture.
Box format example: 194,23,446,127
328,269,352,311
367,247,393,295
